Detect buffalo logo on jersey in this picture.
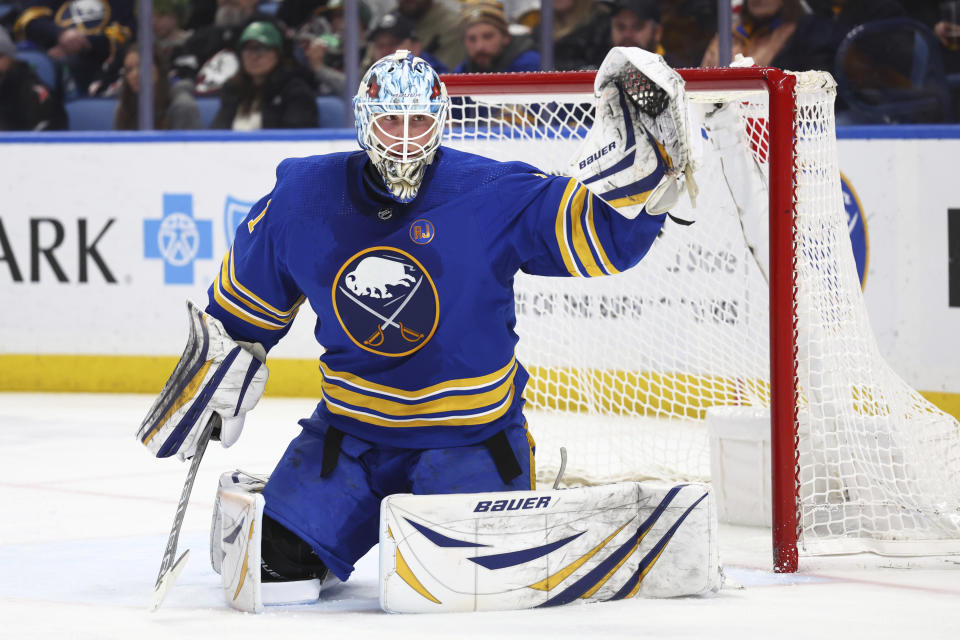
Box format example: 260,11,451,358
409,219,435,245
333,247,439,357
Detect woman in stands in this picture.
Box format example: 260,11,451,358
211,20,318,130
114,44,202,130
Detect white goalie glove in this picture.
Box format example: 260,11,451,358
570,47,698,221
137,300,268,461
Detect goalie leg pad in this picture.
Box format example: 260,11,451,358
379,482,720,613
212,471,324,613
136,300,268,461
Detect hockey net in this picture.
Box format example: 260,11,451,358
440,67,960,569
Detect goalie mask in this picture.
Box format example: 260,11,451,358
354,50,449,203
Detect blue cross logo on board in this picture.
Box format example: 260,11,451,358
144,194,213,285
224,195,256,247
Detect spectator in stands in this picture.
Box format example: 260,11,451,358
502,0,541,31
781,0,904,73
395,0,464,71
366,12,417,66
659,0,716,68
114,44,202,130
276,0,327,33
0,25,67,130
453,0,539,73
297,0,373,94
186,0,218,30
211,20,318,129
154,0,193,67
171,0,270,94
361,11,446,74
552,0,595,42
12,0,134,94
606,0,675,64
533,0,612,70
701,0,806,68
905,0,960,74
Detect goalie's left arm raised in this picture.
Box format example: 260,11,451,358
496,170,666,279
503,48,698,279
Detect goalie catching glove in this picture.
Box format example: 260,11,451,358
570,47,698,221
137,300,268,461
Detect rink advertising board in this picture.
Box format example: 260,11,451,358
0,128,958,418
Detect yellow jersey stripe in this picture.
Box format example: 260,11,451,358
584,192,620,275
228,248,304,318
318,357,516,401
553,178,582,277
525,424,535,490
569,187,605,277
321,365,515,418
247,199,270,234
324,387,515,428
217,250,299,325
212,278,286,330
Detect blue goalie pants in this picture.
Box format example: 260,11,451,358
261,419,535,581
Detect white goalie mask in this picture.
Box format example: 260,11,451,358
353,50,449,203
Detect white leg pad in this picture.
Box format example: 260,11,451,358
380,482,720,613
217,476,266,613
211,471,322,613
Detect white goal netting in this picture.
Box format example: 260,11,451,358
442,69,960,557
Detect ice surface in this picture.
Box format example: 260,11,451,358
1,393,958,639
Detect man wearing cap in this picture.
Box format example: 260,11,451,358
153,0,193,65
453,0,539,73
361,11,447,75
395,0,464,71
607,0,675,64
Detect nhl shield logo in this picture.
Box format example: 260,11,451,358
332,247,439,357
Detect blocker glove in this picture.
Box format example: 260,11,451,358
137,300,268,461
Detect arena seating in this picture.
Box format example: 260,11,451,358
64,98,117,131
64,96,348,131
16,50,59,92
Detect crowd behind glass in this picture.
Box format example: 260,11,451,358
1,0,958,131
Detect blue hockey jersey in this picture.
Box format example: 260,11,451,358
206,147,666,448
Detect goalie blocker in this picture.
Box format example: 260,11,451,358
136,300,268,461
380,482,721,613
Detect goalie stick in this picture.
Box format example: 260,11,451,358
149,412,220,611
